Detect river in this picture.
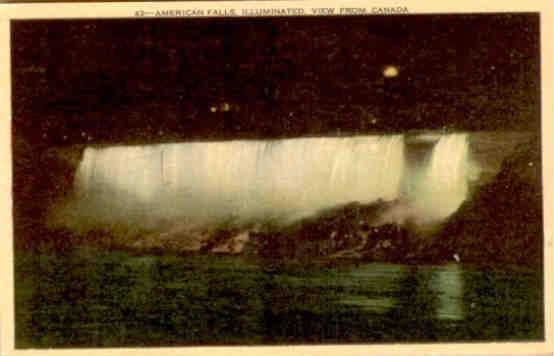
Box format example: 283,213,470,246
15,247,543,347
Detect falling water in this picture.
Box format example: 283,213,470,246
66,135,405,231
414,133,470,221
59,132,477,233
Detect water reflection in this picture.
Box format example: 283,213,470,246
340,296,396,313
337,264,406,314
14,248,542,347
430,264,464,321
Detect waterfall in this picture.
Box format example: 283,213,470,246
59,132,477,233
66,135,405,231
414,133,470,221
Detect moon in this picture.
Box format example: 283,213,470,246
383,65,399,78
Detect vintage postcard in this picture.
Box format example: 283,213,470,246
0,1,552,355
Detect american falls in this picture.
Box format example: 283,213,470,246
56,133,476,232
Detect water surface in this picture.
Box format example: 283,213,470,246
15,247,543,347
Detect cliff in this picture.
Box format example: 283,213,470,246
433,138,542,268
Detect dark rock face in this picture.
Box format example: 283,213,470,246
251,202,412,264
68,201,416,263
435,138,542,268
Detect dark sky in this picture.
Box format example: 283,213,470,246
11,14,540,145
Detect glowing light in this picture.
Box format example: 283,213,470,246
221,103,231,112
383,65,399,78
220,102,231,112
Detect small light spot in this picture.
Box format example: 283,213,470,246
210,106,217,113
383,65,399,78
371,118,378,124
529,162,534,166
220,102,231,112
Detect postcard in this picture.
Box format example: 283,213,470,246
0,1,552,355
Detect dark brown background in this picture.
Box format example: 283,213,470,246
12,14,540,146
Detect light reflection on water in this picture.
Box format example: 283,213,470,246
326,263,464,319
14,248,542,347
336,263,406,313
431,264,464,321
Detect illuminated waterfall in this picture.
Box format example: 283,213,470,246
59,132,477,233
68,135,405,230
414,133,470,221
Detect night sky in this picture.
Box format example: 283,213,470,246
11,14,540,145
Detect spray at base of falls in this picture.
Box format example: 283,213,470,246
56,133,476,234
